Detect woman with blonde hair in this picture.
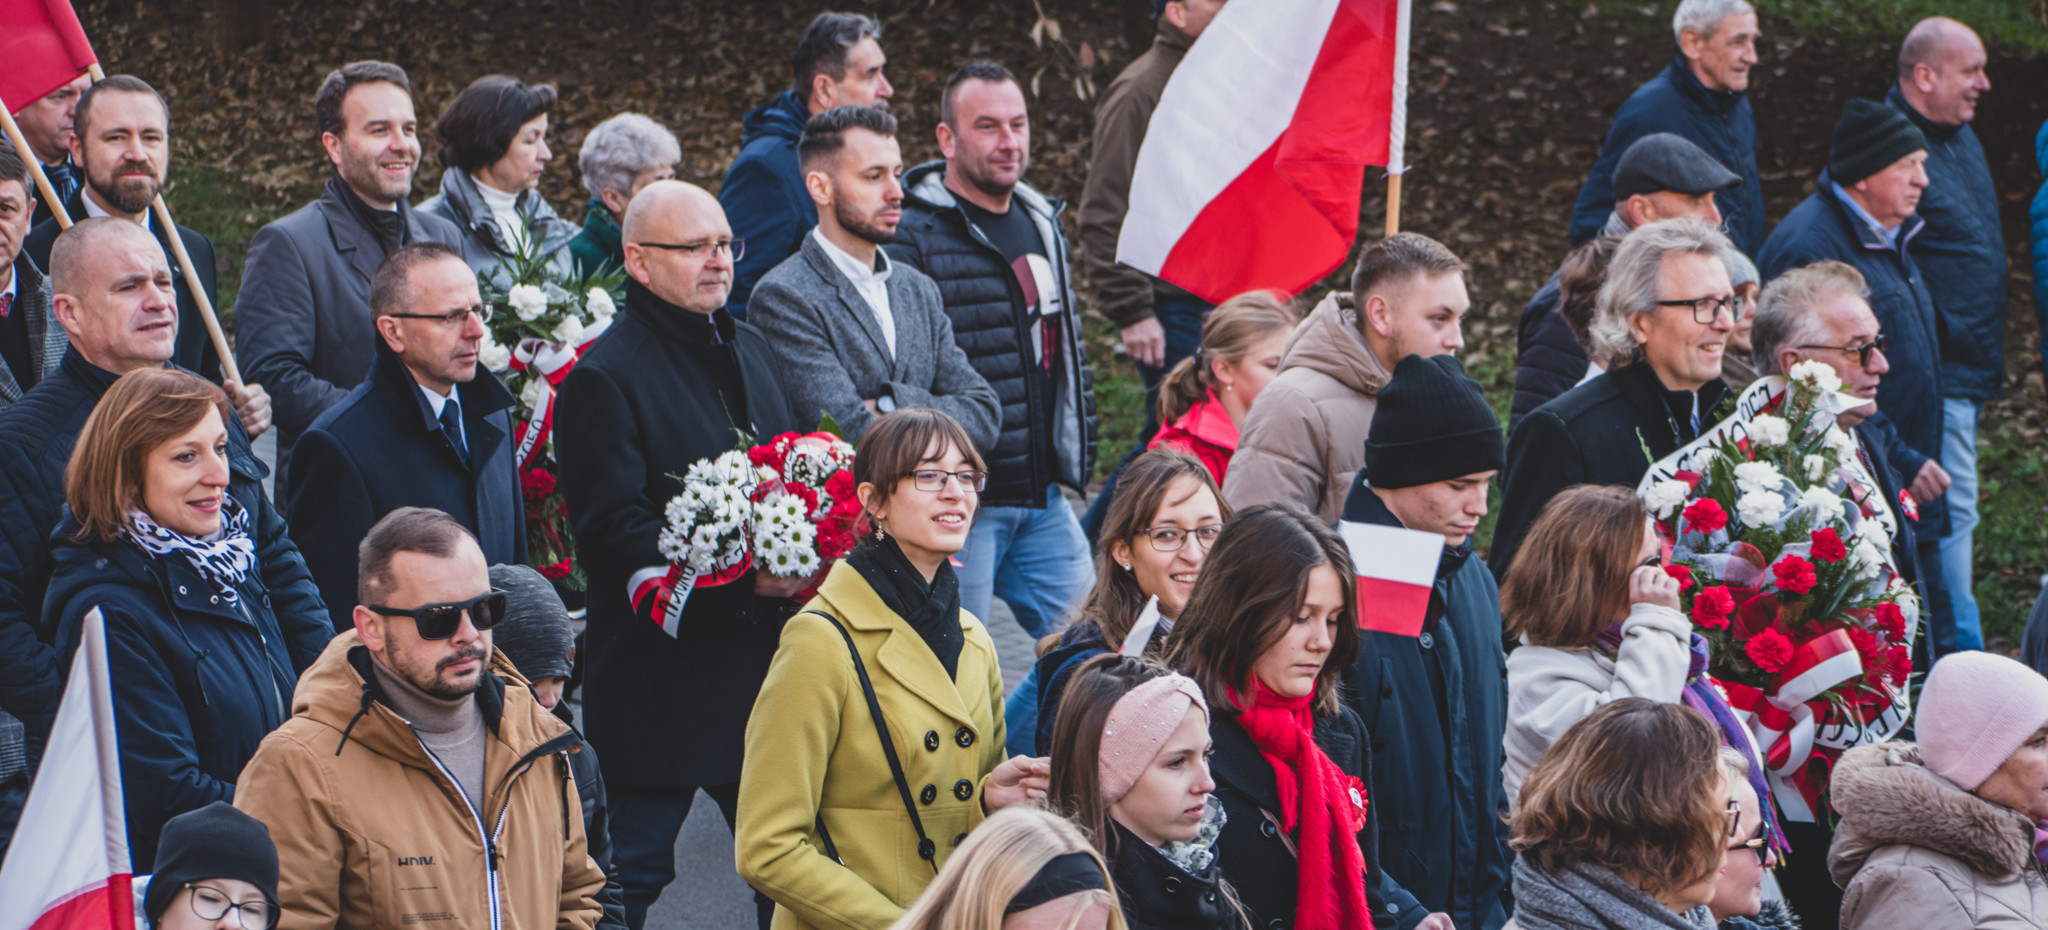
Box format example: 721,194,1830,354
890,806,1127,930
1148,291,1298,486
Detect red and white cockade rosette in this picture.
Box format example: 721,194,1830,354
1637,361,1918,822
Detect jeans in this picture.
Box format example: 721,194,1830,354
958,485,1095,642
1003,666,1042,757
610,782,773,930
1938,397,1983,651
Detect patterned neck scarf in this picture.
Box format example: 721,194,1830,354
125,497,255,604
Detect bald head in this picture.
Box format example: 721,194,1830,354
49,217,179,374
620,180,735,315
50,216,159,294
1898,17,1989,126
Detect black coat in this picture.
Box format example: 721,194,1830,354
554,281,802,789
1508,270,1588,432
887,162,1097,507
1887,87,2007,402
44,510,323,870
24,191,222,383
0,350,329,763
1107,820,1249,930
286,339,525,615
1339,489,1512,930
557,707,627,930
1492,361,1729,579
1207,707,1390,930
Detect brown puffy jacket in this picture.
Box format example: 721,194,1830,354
234,632,605,930
1830,742,2048,929
1223,291,1390,523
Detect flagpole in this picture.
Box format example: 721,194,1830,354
1385,175,1401,237
1385,0,1413,238
0,103,75,229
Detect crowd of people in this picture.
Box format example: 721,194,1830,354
0,0,2046,929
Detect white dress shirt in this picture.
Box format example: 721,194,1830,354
812,227,895,359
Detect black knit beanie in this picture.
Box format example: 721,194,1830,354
488,563,575,682
145,802,279,923
1364,354,1504,490
1829,99,1927,187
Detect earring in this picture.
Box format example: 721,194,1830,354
875,524,888,541
1223,383,1234,391
1120,563,1132,572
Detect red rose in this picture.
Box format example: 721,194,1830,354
1886,645,1912,684
1744,628,1795,672
825,470,856,503
537,559,573,580
747,445,780,469
521,467,556,500
1874,602,1907,641
1663,564,1695,592
1682,499,1728,535
1809,528,1848,563
1847,626,1884,670
1691,585,1736,630
1772,554,1818,594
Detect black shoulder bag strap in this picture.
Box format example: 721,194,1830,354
806,609,940,874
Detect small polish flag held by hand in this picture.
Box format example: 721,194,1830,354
1338,521,1442,637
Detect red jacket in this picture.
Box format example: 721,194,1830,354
1149,391,1238,487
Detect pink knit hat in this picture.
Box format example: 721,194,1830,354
1098,674,1210,804
1918,652,2048,791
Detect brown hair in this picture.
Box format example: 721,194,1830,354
1041,449,1227,658
1166,504,1359,717
1156,291,1299,426
357,507,479,605
1350,232,1467,310
1556,236,1620,363
1501,485,1647,646
65,368,231,542
853,408,988,518
371,241,468,318
434,75,557,173
314,61,412,138
74,74,169,141
1511,699,1729,896
1047,654,1175,856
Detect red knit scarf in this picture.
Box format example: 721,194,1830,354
1232,682,1370,930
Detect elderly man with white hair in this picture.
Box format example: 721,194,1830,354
569,112,681,276
1490,218,1739,578
1567,0,1765,255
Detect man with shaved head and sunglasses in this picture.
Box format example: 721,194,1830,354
235,506,605,930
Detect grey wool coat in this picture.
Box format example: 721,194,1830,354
746,231,1000,449
0,258,65,407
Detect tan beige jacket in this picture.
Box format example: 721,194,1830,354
1223,291,1391,523
234,632,605,930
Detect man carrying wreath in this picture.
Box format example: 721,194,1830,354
555,180,804,929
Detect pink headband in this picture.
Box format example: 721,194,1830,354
1098,674,1210,805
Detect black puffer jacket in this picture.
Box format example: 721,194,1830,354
886,162,1096,507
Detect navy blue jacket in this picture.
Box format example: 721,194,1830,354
1340,485,1511,930
0,351,329,766
1509,271,1588,432
1886,87,2007,402
718,91,814,319
46,510,324,870
286,339,526,615
2034,120,2048,375
1757,173,1947,536
1569,56,1764,256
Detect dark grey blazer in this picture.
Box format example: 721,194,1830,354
234,181,462,493
0,258,66,407
747,231,999,450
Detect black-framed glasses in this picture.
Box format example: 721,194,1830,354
387,304,493,326
1139,523,1224,553
1653,294,1741,325
909,469,987,493
183,883,278,930
636,238,746,262
1795,335,1888,369
365,590,508,640
1728,816,1775,865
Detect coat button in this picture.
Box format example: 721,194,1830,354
924,730,940,752
955,726,974,748
952,833,967,847
920,784,937,805
177,586,187,595
1205,891,1217,904
1268,920,1288,930
1163,875,1181,894
209,595,219,604
1418,631,1435,649
1259,819,1279,838
917,838,936,861
953,779,973,801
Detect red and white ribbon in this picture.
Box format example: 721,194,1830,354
629,563,694,639
506,318,612,468
1722,629,1909,821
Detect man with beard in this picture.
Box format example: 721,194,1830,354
235,61,463,494
10,74,87,230
747,105,998,446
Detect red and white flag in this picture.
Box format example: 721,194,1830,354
0,0,98,113
1117,0,1412,303
0,608,137,930
1338,521,1440,638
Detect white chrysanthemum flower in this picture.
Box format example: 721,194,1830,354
1749,415,1791,447
1803,454,1829,482
1735,489,1785,527
1822,428,1856,459
1798,486,1845,524
1850,540,1886,579
509,284,549,321
586,287,616,322
1644,480,1690,520
1789,359,1844,394
1858,521,1892,554
1733,461,1783,495
519,376,548,415
478,333,512,372
551,315,585,347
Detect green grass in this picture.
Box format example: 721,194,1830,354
1772,0,2048,55
162,162,303,324
1972,419,2048,647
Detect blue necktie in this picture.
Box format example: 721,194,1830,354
43,161,77,206
438,400,469,466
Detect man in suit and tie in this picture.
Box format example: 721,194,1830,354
285,242,524,616
747,105,998,448
11,74,87,230
0,140,65,408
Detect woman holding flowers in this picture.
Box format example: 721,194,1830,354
737,409,1050,930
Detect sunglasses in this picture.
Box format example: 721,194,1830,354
366,591,508,640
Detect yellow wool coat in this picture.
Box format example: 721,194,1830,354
735,561,1008,930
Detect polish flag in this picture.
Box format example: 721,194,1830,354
1117,0,1411,303
0,0,98,113
1338,521,1441,638
0,608,137,930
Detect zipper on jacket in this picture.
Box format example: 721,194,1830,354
420,742,505,930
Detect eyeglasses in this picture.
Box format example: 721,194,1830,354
1795,335,1887,369
1139,524,1224,552
908,469,988,493
387,304,493,326
635,238,747,262
1653,294,1741,325
1728,816,1775,866
365,590,508,640
183,883,277,930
